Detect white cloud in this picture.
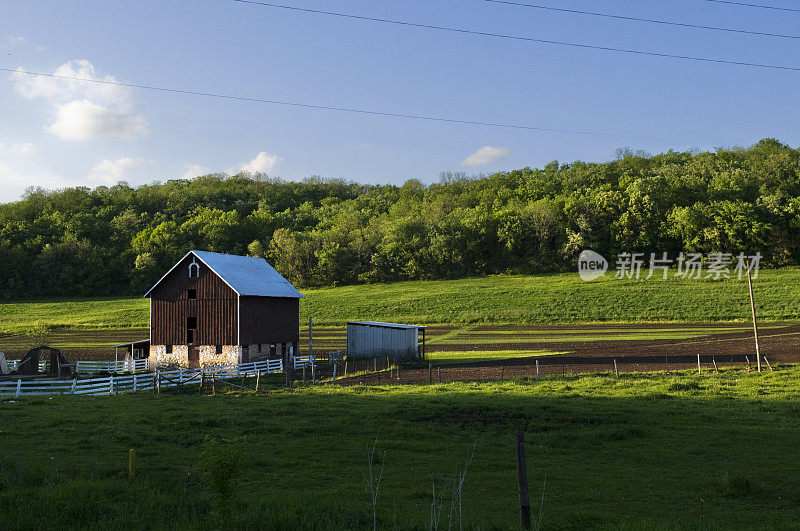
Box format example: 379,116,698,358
238,151,280,175
13,60,129,105
0,142,38,157
87,157,152,184
0,143,82,202
45,100,149,141
181,163,212,179
11,60,148,141
461,145,513,167
8,36,28,46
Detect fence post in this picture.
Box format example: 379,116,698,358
212,374,216,395
15,379,22,398
71,378,77,394
614,359,619,378
133,373,138,392
516,431,532,530
536,359,540,379
109,375,114,395
333,362,337,382
129,449,136,479
697,353,701,375
256,370,261,392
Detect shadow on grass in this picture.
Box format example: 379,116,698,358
1,368,799,529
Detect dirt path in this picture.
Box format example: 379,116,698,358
334,323,800,385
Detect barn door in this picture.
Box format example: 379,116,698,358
188,348,200,369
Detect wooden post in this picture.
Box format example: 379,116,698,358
128,449,136,479
109,375,114,395
333,362,337,382
344,361,348,377
614,359,619,378
308,316,313,361
712,357,718,372
746,356,751,370
516,431,531,529
255,370,261,392
764,356,773,371
374,358,377,373
697,353,701,375
746,261,762,373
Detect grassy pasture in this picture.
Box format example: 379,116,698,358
2,268,800,335
2,367,800,529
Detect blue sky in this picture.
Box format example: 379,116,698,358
0,0,798,202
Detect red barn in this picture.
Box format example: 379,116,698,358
144,250,303,369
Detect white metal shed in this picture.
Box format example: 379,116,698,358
346,322,426,361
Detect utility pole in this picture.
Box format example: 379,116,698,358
746,260,761,373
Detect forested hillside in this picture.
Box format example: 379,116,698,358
1,138,798,298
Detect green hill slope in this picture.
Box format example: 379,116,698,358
1,268,798,334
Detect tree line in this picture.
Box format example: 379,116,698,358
0,138,798,298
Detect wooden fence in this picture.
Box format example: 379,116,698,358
293,355,315,370
6,359,150,374
0,359,283,398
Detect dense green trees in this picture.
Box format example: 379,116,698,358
1,139,799,298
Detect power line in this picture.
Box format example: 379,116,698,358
230,0,800,72
0,67,633,138
704,0,800,14
486,0,800,40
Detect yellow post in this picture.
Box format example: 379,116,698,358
746,260,761,373
129,449,136,479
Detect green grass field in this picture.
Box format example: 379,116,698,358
2,367,800,529
2,268,800,335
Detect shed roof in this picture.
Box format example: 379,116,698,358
347,321,426,330
144,250,304,299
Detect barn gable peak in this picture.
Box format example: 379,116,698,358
143,250,304,299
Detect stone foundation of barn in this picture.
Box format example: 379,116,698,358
149,343,295,370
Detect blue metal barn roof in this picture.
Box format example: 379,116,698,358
144,250,304,299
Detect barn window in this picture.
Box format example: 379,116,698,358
166,345,173,354
188,258,200,279
187,317,197,345
215,345,222,355
188,289,197,300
